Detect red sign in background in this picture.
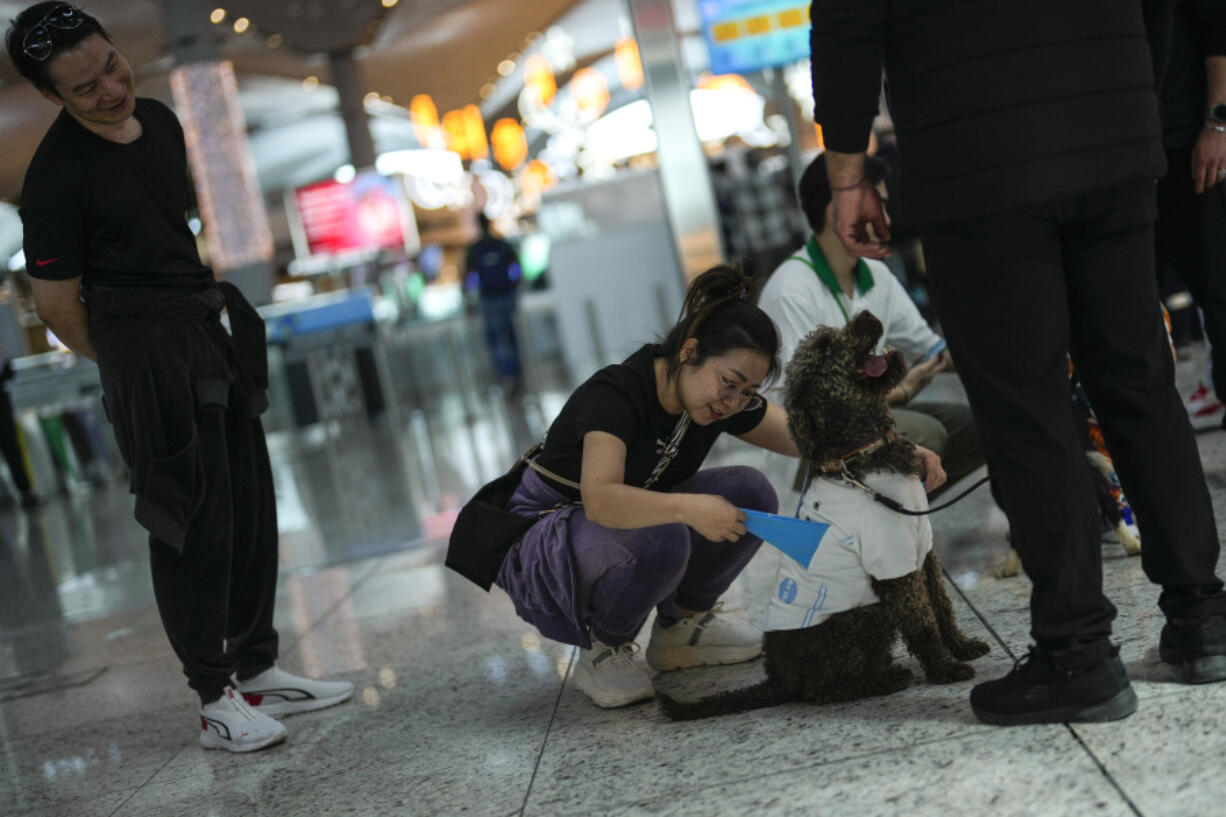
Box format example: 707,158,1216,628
293,172,410,256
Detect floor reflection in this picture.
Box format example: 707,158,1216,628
0,370,572,660
0,342,1223,816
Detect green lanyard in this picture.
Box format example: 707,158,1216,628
788,236,874,325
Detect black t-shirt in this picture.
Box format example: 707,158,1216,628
20,97,211,289
534,344,768,501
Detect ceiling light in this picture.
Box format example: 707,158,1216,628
233,17,250,33
381,0,400,7
363,91,381,105
266,33,283,48
497,59,516,77
210,8,226,24
302,75,319,91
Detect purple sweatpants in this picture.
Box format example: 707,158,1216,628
495,465,778,648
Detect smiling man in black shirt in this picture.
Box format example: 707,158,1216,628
7,3,352,752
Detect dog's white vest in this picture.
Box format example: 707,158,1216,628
764,471,933,631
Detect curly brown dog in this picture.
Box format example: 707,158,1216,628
658,311,990,720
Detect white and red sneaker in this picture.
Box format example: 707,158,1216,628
1185,381,1225,431
199,687,287,753
235,666,354,718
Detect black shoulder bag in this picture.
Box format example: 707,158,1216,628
445,441,544,591
446,412,692,591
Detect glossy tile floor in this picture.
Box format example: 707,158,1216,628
2,347,1225,817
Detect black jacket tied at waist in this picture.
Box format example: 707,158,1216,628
84,280,270,552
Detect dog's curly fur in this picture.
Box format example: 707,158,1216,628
658,311,990,720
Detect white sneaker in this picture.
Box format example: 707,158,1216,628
199,687,287,753
572,640,655,708
1185,381,1224,430
235,666,354,718
645,602,763,671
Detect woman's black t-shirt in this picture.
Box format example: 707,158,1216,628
534,344,768,501
19,97,211,290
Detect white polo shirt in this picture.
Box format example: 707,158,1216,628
763,471,933,631
758,242,946,407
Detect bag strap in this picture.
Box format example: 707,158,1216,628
526,458,580,490
642,411,691,489
525,411,692,495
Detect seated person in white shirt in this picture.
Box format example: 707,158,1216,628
757,153,985,498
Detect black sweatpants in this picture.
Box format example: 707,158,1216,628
1155,146,1226,398
148,390,280,705
921,179,1225,647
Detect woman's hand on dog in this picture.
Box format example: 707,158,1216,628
682,494,749,542
915,446,947,494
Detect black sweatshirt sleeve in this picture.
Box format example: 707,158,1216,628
1193,0,1226,58
19,149,88,282
809,0,888,152
1143,0,1176,90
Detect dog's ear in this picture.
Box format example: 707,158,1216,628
783,326,838,459
785,383,825,461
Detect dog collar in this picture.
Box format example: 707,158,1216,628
819,430,897,474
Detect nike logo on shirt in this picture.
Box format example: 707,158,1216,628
35,257,59,267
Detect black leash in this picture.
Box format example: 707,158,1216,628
862,474,992,516
806,461,992,517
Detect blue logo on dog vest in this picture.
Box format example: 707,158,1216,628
778,578,798,603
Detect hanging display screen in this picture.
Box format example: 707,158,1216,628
288,171,420,260
698,1,810,75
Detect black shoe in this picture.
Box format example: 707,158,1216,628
1159,614,1226,684
970,641,1136,726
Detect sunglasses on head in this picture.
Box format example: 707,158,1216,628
22,4,84,62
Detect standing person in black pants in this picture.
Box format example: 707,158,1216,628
1154,0,1226,429
809,0,1226,725
0,350,39,509
7,3,352,752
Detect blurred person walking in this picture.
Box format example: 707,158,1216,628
810,0,1226,725
467,212,523,392
7,3,352,753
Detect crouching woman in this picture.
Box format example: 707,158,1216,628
476,266,805,708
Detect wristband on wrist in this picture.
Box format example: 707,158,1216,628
830,178,864,192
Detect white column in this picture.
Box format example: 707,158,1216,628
160,0,275,304
626,0,724,283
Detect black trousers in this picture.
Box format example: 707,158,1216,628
1155,146,1226,398
921,179,1225,647
147,390,280,704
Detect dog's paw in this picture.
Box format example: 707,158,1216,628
948,635,990,660
884,665,913,692
925,660,975,684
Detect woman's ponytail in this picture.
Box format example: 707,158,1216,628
657,265,780,383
